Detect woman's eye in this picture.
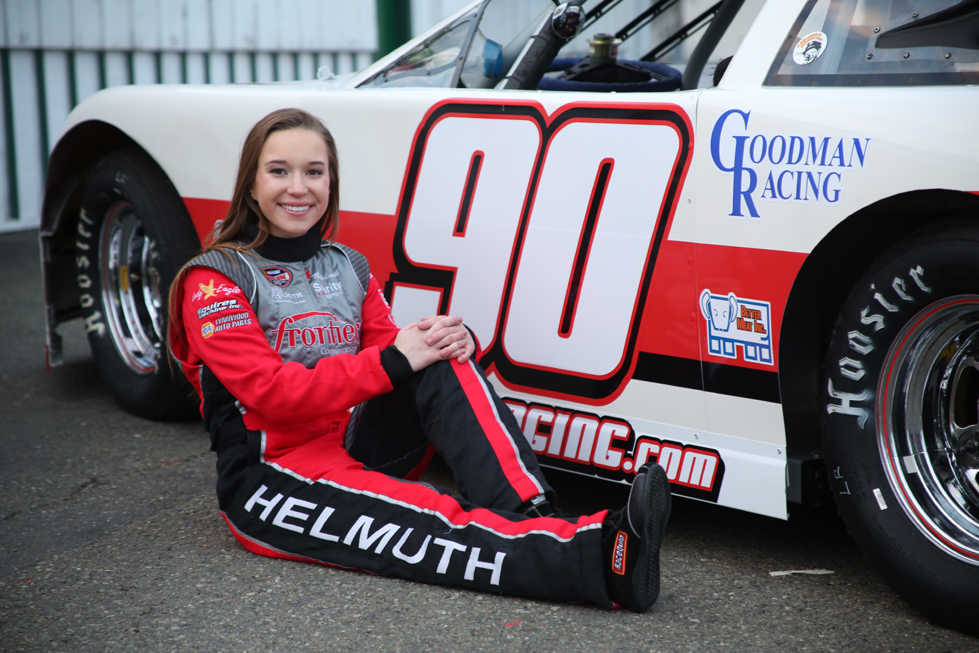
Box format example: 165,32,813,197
269,167,287,175
307,168,324,176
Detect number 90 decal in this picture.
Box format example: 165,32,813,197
387,101,692,403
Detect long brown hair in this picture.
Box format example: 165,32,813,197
167,108,340,360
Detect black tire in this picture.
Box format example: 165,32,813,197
821,220,979,635
76,149,200,420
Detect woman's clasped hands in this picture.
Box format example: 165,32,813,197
394,315,475,371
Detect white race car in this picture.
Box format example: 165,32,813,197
40,0,979,634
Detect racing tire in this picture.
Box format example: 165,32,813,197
821,221,979,635
76,149,200,420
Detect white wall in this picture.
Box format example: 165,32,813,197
411,0,472,37
0,0,379,233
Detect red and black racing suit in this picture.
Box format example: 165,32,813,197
168,228,611,605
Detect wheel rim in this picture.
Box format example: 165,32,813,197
98,201,164,374
878,296,979,565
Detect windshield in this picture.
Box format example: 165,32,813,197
361,0,552,89
361,8,480,88
360,0,764,91
462,0,554,88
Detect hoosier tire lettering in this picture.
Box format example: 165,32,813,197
76,209,106,337
76,148,199,420
821,221,979,636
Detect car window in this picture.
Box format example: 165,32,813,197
461,0,554,88
765,0,979,86
694,0,767,87
360,0,552,90
361,7,480,88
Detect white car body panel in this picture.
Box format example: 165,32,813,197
695,87,979,254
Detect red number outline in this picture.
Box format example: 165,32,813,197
385,99,693,404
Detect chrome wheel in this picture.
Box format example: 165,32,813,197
878,296,979,565
98,201,164,374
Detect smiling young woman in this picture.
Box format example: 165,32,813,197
166,108,671,612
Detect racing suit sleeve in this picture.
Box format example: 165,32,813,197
181,267,394,424
358,274,400,351
358,274,416,383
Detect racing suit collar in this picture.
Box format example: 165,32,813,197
244,223,323,262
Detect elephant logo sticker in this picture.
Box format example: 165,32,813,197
699,289,772,365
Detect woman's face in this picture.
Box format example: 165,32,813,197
250,128,331,239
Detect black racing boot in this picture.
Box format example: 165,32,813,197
602,463,671,612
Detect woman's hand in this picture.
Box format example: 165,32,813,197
393,315,475,372
418,315,475,364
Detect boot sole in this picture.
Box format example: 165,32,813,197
630,464,672,611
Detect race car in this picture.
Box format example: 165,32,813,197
39,0,979,634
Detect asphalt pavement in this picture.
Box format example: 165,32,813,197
2,228,978,652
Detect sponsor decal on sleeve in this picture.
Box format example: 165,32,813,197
261,266,293,287
197,298,244,320
700,289,772,365
195,279,218,301
503,398,726,502
793,32,827,65
192,278,243,303
710,108,871,219
201,313,253,338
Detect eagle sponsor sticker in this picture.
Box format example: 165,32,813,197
261,266,293,287
192,278,242,302
613,531,628,575
794,31,827,65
